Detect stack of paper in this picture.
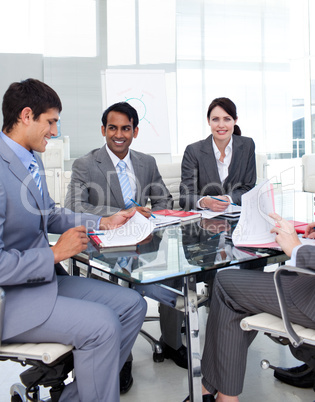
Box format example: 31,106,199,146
232,180,277,248
231,182,315,249
90,211,155,251
219,204,242,218
149,215,181,228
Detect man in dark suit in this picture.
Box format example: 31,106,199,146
0,79,147,402
65,102,188,392
183,213,315,402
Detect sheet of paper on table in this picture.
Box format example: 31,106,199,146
96,211,155,248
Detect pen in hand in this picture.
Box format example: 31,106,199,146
129,198,156,218
87,232,105,236
210,196,238,206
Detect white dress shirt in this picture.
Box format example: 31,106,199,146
197,136,233,209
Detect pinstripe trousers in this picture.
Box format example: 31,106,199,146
201,268,315,396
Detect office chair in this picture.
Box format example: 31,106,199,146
0,288,74,402
240,265,315,391
302,153,315,193
138,287,209,363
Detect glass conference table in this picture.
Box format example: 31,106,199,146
70,216,289,402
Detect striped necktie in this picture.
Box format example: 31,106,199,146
117,160,133,209
29,155,43,197
118,256,131,275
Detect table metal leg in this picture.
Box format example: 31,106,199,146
184,275,202,402
68,257,73,276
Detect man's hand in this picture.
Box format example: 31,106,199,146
269,212,301,257
134,206,151,218
99,209,136,230
303,222,315,239
200,196,230,212
51,226,89,264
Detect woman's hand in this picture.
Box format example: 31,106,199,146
200,196,230,212
269,212,301,257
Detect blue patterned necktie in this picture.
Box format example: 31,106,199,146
119,257,129,268
29,155,43,197
118,257,131,275
117,160,133,209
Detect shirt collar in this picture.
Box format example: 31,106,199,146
0,131,34,170
105,144,132,170
212,136,233,161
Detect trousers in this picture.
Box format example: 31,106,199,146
201,269,315,396
8,275,147,402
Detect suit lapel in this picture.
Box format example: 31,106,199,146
200,135,221,184
226,135,242,182
0,141,46,227
96,146,125,206
130,150,145,203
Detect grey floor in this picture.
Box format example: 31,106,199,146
1,296,315,402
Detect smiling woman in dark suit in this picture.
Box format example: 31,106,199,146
179,97,256,212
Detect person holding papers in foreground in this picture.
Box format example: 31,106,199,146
0,79,147,402
183,212,315,402
65,102,188,390
268,215,315,388
179,97,256,212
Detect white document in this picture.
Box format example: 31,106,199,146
195,203,241,220
197,210,223,219
232,180,276,247
97,212,155,247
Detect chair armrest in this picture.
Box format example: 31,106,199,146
0,287,5,347
274,265,315,347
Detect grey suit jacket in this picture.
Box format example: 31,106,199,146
0,137,100,340
65,145,173,216
179,134,256,210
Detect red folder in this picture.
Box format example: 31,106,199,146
289,220,309,234
154,209,201,222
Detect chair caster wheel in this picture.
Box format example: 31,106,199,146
11,396,23,402
10,383,26,402
153,352,164,362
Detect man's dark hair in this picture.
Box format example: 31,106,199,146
101,102,139,130
2,78,62,133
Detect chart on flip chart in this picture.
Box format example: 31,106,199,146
101,69,171,154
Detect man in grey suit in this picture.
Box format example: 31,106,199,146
65,102,173,217
65,102,188,392
0,79,147,402
183,213,315,402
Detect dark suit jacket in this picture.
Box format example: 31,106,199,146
179,134,256,210
0,137,100,340
292,245,315,322
65,146,173,216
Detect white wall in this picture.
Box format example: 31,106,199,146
0,53,43,130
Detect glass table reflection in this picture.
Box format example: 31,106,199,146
70,217,288,402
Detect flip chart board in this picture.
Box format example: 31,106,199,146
101,69,171,154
